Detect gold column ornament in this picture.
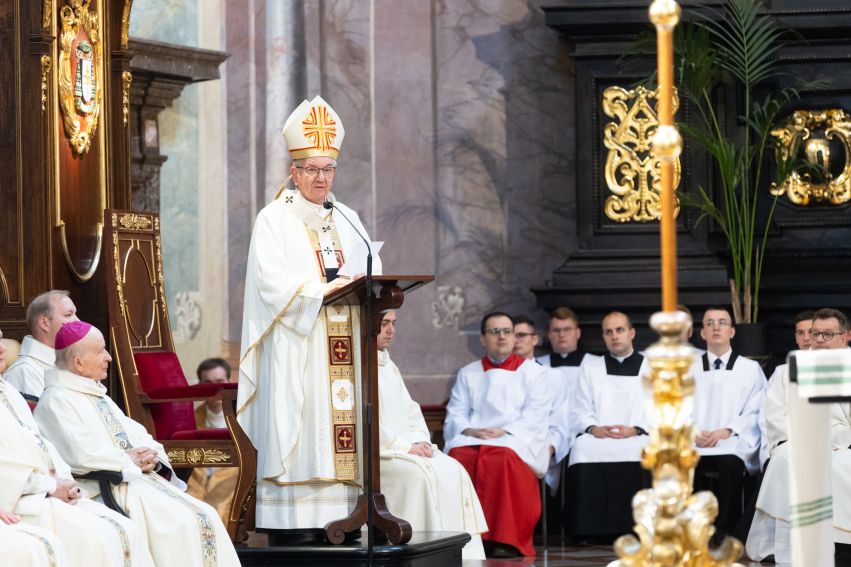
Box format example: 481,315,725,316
40,55,52,112
121,0,133,49
603,85,682,223
122,71,132,127
770,109,851,206
42,0,53,30
609,1,745,565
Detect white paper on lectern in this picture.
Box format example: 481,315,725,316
338,241,383,277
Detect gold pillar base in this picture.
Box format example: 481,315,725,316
611,311,744,567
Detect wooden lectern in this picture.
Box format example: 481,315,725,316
322,275,434,545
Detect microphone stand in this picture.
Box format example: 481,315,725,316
324,200,374,563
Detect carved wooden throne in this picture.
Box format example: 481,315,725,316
104,209,256,542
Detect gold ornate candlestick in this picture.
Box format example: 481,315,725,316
609,1,745,565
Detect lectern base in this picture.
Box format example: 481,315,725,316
236,531,469,567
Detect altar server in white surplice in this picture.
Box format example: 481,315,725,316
237,96,384,531
536,307,600,490
567,311,651,539
34,322,239,567
747,308,851,563
0,328,154,567
377,310,487,559
445,312,550,558
691,306,766,539
4,290,78,398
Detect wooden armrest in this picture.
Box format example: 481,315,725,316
139,387,238,405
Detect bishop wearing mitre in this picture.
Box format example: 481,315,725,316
34,321,240,567
377,310,488,559
0,327,154,567
237,95,383,532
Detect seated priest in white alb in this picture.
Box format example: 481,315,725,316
514,314,575,491
4,290,78,398
567,311,650,540
691,306,766,541
444,312,550,558
0,507,71,567
747,308,851,563
33,321,240,567
0,328,154,567
377,310,487,559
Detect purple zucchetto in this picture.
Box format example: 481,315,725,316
54,321,93,350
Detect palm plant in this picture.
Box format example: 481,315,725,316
675,0,802,324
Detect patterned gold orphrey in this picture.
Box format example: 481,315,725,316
603,86,681,223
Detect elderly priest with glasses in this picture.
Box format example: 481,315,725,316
236,95,383,536
444,311,550,558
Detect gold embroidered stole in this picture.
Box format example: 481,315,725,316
87,395,218,567
283,190,360,482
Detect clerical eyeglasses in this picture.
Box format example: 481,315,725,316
514,332,536,339
704,319,731,328
296,166,337,178
485,327,513,336
811,330,842,340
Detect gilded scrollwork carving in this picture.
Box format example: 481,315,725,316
167,448,231,465
58,0,103,155
40,55,52,112
121,0,133,48
602,85,681,222
118,213,152,231
42,0,52,30
770,109,851,206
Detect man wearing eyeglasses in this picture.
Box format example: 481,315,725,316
237,96,384,535
691,306,766,544
444,312,550,557
748,308,851,563
567,311,650,541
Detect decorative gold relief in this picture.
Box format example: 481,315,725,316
118,213,151,231
121,71,132,127
42,0,52,30
121,0,133,49
770,109,851,206
167,448,232,465
602,85,682,222
58,0,103,155
40,55,52,112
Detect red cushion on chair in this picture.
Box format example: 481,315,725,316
133,352,196,440
171,428,231,441
146,384,224,400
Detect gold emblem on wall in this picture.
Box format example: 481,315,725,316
602,85,681,222
58,0,103,155
770,109,851,206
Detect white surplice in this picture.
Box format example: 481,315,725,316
0,521,70,567
691,351,766,473
34,369,239,567
536,352,600,489
237,189,382,529
569,354,650,465
444,357,550,477
3,335,54,398
0,377,153,567
747,364,851,562
377,349,487,559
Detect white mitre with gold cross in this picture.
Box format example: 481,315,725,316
282,95,345,160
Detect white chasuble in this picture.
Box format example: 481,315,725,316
569,353,650,466
0,521,70,567
34,370,238,567
444,356,550,476
0,378,154,567
4,335,55,398
691,351,766,473
747,365,851,563
237,189,383,529
377,350,487,559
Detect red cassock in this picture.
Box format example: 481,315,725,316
449,445,541,556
